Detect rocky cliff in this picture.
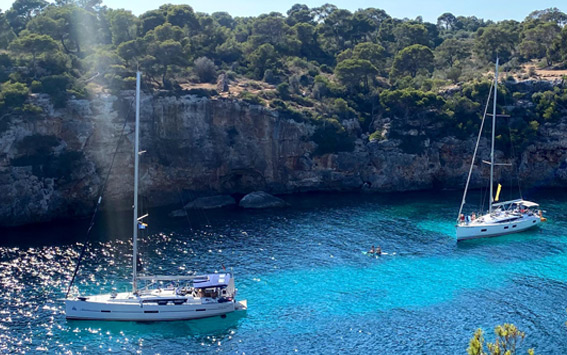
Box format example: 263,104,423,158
1,88,566,226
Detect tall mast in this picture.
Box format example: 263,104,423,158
489,59,499,213
456,80,493,222
132,71,141,294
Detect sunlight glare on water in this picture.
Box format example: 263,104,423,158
1,189,567,353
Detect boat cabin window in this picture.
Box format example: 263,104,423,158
196,288,219,298
481,229,487,232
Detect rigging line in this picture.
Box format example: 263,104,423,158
175,185,194,230
65,96,135,299
457,80,494,221
187,189,211,227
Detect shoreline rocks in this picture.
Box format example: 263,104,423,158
2,87,567,227
239,191,287,209
183,195,236,210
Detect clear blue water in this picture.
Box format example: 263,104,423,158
1,189,567,354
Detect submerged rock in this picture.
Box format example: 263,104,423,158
239,191,287,209
169,209,187,218
170,195,236,217
183,195,236,209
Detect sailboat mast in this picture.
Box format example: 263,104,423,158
489,59,499,213
132,71,141,294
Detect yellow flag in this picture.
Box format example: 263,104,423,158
495,183,502,202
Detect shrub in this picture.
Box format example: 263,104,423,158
467,323,534,355
30,80,42,93
312,119,355,155
194,56,217,83
320,64,333,73
270,99,287,109
369,130,384,141
0,82,29,108
41,74,71,108
333,98,356,120
446,67,462,83
291,95,314,107
277,82,290,99
263,69,278,84
183,88,218,98
20,104,43,115
238,91,264,105
225,71,237,80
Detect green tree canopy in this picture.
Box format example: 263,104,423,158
474,24,519,63
526,7,567,26
393,22,430,50
139,9,166,35
352,42,385,70
163,4,198,32
286,4,314,26
211,12,235,29
247,43,279,80
437,12,457,30
519,21,561,65
8,33,60,77
106,9,138,46
435,37,470,68
0,11,16,49
380,88,444,119
390,44,434,79
467,324,534,355
335,58,378,91
6,0,48,34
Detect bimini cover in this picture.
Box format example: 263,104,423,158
492,199,539,208
517,200,539,208
192,274,231,289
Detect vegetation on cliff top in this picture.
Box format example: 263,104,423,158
1,1,567,154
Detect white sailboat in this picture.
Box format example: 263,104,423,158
65,72,247,321
455,59,545,241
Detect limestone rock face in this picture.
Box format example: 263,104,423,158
1,86,567,227
239,191,287,209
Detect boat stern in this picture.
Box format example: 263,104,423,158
235,299,247,311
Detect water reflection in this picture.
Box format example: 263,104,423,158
66,309,246,339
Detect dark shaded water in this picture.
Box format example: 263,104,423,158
1,189,567,354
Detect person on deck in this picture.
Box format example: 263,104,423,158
369,245,375,254
376,246,382,256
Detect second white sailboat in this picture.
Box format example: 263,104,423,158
455,59,545,241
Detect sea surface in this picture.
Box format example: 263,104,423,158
1,189,567,354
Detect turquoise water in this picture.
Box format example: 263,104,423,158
1,190,567,353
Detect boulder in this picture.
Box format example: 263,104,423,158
216,73,229,92
239,191,287,209
183,195,236,209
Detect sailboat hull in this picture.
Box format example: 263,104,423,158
65,293,244,321
456,214,541,241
